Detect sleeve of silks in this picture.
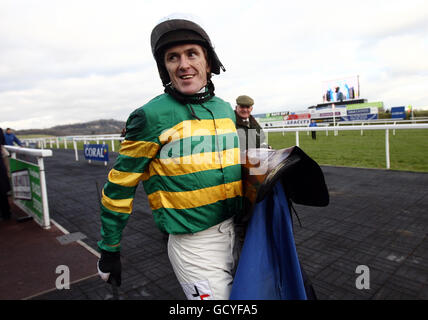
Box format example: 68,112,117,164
98,108,160,252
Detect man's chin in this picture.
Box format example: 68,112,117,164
172,78,208,95
177,85,201,96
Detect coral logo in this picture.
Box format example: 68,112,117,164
83,144,109,162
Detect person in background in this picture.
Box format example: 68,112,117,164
309,119,317,140
233,95,270,251
0,128,11,220
4,128,23,147
0,128,10,176
234,95,268,151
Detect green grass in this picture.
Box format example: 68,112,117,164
18,134,54,139
267,129,428,172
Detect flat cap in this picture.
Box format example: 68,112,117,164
236,95,254,106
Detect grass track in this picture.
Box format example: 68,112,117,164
267,129,428,172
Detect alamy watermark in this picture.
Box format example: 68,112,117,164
355,265,370,290
55,265,70,290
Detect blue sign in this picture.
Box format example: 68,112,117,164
347,108,370,115
341,108,378,121
391,106,405,119
341,114,378,121
83,144,109,162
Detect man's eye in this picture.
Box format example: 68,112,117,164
167,54,178,62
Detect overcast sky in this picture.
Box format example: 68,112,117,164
1,0,428,130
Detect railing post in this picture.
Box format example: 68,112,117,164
295,131,299,147
385,129,390,169
73,139,79,161
37,156,51,229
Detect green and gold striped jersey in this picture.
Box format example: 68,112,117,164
98,93,243,252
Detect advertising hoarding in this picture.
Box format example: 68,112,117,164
83,144,109,162
341,107,379,121
346,101,383,110
309,105,347,121
255,111,311,127
283,113,311,126
391,106,406,119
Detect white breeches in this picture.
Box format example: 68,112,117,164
168,217,238,300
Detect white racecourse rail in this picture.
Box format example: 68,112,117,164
4,145,53,229
22,134,123,152
264,123,428,169
21,123,428,170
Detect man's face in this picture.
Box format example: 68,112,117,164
164,43,210,95
6,129,12,134
235,105,253,120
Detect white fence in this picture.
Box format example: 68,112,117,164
265,123,428,169
20,123,428,170
22,134,123,151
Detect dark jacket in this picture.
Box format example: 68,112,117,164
0,128,5,146
4,132,22,146
235,111,266,150
0,128,11,195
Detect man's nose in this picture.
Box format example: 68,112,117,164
178,55,191,69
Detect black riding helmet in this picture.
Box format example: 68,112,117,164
151,16,226,86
